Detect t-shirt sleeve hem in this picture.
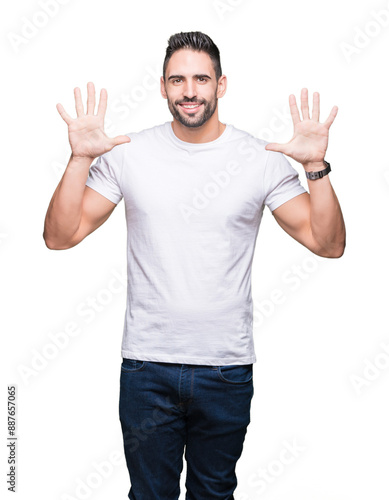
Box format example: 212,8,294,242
85,179,122,205
267,186,307,213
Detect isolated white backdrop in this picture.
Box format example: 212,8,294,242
1,0,389,499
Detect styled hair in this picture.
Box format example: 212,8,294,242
163,31,222,81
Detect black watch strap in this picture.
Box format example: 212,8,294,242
305,160,331,180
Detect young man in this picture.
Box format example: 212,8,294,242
44,31,345,500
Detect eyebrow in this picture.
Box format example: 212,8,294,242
167,74,212,81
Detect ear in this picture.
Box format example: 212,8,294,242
216,75,227,99
160,76,167,99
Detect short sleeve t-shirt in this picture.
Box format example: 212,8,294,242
85,121,307,365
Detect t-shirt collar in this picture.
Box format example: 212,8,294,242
165,121,232,151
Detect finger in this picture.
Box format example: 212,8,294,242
312,92,320,121
323,105,338,129
97,88,108,118
301,88,309,120
289,94,301,126
111,135,131,147
74,87,85,117
86,82,96,115
265,142,285,153
56,103,73,125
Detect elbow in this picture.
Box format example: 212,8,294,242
329,233,346,258
327,246,345,259
43,231,56,250
43,232,73,250
311,226,346,259
316,240,346,259
43,236,62,250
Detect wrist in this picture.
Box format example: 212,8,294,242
302,160,326,172
69,154,95,166
66,154,94,176
304,159,331,181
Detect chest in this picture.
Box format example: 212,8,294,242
121,148,266,229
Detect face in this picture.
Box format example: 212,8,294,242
161,49,225,128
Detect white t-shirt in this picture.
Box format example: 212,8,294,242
85,121,307,365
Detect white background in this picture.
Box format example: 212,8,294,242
1,0,389,499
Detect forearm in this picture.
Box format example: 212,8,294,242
304,162,346,257
43,154,93,249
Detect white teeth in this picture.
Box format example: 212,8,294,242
182,104,199,108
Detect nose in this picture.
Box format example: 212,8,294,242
183,80,197,100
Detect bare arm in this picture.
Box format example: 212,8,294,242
43,82,131,250
272,183,345,258
43,155,117,249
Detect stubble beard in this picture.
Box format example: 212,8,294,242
167,92,218,128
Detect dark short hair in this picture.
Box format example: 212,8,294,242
163,31,222,81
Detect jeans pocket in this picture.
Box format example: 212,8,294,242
121,358,147,373
217,364,253,384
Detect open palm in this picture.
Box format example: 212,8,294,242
265,88,338,166
56,82,131,160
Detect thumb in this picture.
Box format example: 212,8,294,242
265,142,284,153
112,135,131,147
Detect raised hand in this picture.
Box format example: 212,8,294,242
265,88,338,168
56,82,131,160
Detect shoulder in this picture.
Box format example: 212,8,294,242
103,122,168,162
226,124,271,162
124,122,168,145
224,127,301,185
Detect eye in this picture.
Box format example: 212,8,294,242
198,77,207,82
173,78,182,84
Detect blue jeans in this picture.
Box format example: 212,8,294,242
119,358,254,500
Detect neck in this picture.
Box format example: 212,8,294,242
171,111,226,143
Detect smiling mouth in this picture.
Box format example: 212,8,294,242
178,103,203,113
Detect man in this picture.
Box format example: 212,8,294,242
44,31,345,500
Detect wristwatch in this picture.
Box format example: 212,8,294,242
305,160,331,180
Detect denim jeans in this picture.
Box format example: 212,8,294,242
119,358,254,500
